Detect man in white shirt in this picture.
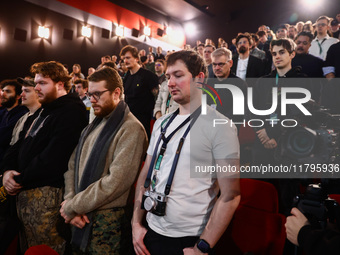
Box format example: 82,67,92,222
132,50,240,255
309,16,339,60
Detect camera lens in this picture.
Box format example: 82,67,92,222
287,128,316,157
144,197,156,212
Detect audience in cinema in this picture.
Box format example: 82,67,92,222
1,11,340,255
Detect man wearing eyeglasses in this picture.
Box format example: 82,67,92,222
210,48,248,130
60,67,147,254
309,16,339,60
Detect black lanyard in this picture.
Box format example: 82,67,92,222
317,38,326,55
144,107,201,195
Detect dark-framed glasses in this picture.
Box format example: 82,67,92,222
212,62,228,67
86,89,110,101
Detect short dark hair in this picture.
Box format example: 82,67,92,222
99,61,117,70
204,44,216,51
155,59,165,66
74,79,88,89
257,31,267,37
88,67,124,99
270,38,296,54
166,50,207,78
120,45,139,59
236,33,252,45
316,15,330,24
30,61,72,92
251,33,259,43
0,79,22,96
276,24,288,32
295,31,314,43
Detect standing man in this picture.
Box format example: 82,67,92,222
309,16,339,60
203,44,216,78
252,39,311,216
288,25,298,40
231,33,265,82
0,79,27,162
1,61,88,254
74,79,93,122
323,42,340,78
10,78,41,146
155,59,166,84
276,24,288,39
154,46,165,61
132,50,240,255
210,48,248,129
120,45,159,138
292,32,324,78
60,67,147,254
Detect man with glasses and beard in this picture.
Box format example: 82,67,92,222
60,67,147,254
0,79,27,162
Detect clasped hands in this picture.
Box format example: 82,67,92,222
60,200,90,229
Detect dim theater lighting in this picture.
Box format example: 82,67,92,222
38,26,50,39
144,26,151,36
300,0,322,11
82,26,92,38
116,25,124,37
165,26,172,35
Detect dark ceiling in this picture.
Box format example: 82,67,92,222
112,0,339,46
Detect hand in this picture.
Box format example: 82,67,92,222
263,138,277,149
2,170,22,195
132,223,150,255
60,200,72,223
286,207,309,246
70,215,90,229
183,246,207,255
256,129,270,144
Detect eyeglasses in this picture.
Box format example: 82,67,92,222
86,90,110,101
317,23,327,27
212,62,228,67
155,63,162,67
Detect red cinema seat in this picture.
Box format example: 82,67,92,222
215,179,286,255
25,245,59,255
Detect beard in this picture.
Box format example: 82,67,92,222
92,100,115,117
39,90,58,105
238,46,248,54
1,95,17,108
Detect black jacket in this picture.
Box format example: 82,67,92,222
231,55,266,81
252,67,311,143
0,105,28,163
1,93,88,190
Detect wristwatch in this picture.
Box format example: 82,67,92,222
196,239,211,253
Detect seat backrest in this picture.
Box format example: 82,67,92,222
24,245,59,255
215,179,286,255
239,178,279,213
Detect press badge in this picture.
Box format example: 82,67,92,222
210,104,217,110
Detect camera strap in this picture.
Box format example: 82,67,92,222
144,107,201,195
